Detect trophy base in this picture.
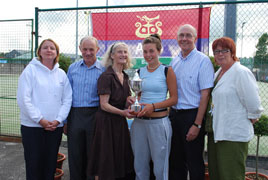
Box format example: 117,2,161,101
131,105,141,113
130,111,139,116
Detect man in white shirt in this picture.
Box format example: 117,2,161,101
169,24,214,180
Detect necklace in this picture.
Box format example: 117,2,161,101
147,63,161,70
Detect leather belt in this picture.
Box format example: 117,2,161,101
171,107,198,113
139,115,167,120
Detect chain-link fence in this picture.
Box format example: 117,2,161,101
0,19,33,137
0,1,268,159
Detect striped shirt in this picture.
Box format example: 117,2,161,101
170,48,214,109
67,59,105,107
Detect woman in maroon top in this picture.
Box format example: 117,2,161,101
88,42,135,180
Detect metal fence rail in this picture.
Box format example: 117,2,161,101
0,1,267,159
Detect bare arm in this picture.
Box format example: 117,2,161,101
194,88,211,125
186,88,211,141
100,94,135,119
137,67,178,116
153,67,178,109
126,96,135,108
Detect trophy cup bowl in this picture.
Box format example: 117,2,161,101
129,70,143,113
129,80,142,93
129,80,142,113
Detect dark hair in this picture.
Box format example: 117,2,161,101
142,34,162,52
212,37,239,61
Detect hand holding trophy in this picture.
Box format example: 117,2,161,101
129,70,142,115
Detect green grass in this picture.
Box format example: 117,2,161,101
0,75,268,156
0,99,20,136
0,74,18,98
0,74,20,136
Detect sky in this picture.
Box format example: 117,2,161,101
1,0,262,58
1,0,218,20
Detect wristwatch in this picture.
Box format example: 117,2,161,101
193,122,202,129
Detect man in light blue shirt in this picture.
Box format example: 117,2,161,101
65,36,105,180
169,24,214,180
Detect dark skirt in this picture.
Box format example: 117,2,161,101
87,110,134,180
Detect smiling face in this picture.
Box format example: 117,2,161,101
177,25,197,57
79,38,99,67
111,45,128,66
38,40,58,63
213,45,235,68
212,37,238,69
142,43,160,65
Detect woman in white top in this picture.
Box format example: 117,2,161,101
17,39,72,180
207,37,263,180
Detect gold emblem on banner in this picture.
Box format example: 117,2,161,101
135,15,162,38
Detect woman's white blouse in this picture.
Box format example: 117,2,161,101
212,62,263,142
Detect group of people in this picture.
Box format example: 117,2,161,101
17,23,263,180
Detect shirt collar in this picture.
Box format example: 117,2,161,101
106,66,114,74
95,60,104,70
80,59,103,70
178,48,197,61
106,65,128,77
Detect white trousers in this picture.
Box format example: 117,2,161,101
130,117,172,180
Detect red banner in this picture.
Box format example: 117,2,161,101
92,7,211,41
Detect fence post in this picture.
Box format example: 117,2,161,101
35,7,39,55
197,3,203,52
224,0,237,42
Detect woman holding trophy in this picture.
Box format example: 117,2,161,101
130,34,178,180
88,42,135,180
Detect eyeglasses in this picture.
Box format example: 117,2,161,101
213,49,230,55
178,33,194,39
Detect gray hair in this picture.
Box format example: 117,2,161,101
79,36,99,48
177,24,197,38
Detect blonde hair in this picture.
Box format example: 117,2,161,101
36,39,60,64
102,42,132,70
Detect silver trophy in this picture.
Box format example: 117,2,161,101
129,70,142,112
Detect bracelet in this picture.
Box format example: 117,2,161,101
152,103,155,111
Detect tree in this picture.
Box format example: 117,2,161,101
59,54,72,73
246,115,268,179
254,33,268,69
209,56,220,72
0,52,5,58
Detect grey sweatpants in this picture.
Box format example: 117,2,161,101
130,117,172,180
